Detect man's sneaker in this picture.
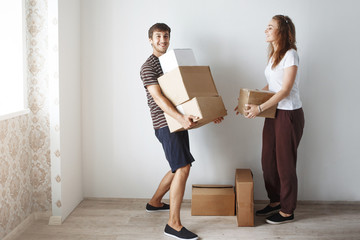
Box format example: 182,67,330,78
164,224,198,240
266,212,294,224
145,203,170,212
256,204,281,216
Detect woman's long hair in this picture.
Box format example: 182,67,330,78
268,15,297,69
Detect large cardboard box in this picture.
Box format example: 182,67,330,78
159,49,198,74
158,66,219,106
191,184,235,216
235,169,254,227
237,88,277,118
164,96,227,133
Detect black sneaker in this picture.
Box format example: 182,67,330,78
145,203,170,212
256,204,281,216
164,224,198,240
266,212,294,224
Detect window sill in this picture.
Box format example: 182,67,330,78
0,109,30,121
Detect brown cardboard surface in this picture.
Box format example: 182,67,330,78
191,184,235,216
237,88,277,118
158,66,219,106
235,169,254,227
164,96,227,133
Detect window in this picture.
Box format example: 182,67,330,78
0,0,27,117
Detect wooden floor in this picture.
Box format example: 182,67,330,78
13,199,360,240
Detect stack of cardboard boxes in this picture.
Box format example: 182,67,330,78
191,169,254,227
160,50,255,226
158,49,227,132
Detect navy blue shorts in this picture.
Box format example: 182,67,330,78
155,126,195,173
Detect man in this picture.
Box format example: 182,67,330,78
140,23,222,240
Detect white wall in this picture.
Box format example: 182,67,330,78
58,0,83,220
81,0,360,201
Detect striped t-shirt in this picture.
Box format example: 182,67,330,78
140,54,167,129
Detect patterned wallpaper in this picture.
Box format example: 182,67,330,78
26,0,51,213
0,115,32,239
0,0,51,238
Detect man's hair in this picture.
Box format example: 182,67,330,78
148,23,171,39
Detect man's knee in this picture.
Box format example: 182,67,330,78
176,164,190,177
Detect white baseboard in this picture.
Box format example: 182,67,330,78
48,216,62,225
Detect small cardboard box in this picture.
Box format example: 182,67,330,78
159,49,198,74
237,88,277,118
191,184,235,216
164,96,227,133
235,169,254,227
158,66,219,106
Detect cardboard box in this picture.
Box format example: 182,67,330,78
159,49,198,74
235,169,254,227
158,66,219,106
237,88,277,118
164,96,227,133
191,184,235,216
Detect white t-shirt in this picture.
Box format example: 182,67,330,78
264,49,302,110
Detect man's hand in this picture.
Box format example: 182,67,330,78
179,115,199,129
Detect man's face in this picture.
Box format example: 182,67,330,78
149,30,170,56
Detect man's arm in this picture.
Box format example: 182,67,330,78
147,84,198,129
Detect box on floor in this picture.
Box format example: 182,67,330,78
235,169,254,227
191,184,235,216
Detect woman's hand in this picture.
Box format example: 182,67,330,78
234,105,240,115
244,104,260,119
213,117,224,124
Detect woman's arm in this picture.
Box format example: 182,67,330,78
244,65,297,118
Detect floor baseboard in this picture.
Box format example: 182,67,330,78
83,197,360,205
3,214,34,240
3,211,51,240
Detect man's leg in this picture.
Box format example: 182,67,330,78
168,164,190,231
149,170,174,207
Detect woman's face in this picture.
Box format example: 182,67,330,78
265,19,279,43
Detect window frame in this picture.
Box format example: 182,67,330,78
0,0,29,120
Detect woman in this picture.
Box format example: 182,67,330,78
238,15,305,224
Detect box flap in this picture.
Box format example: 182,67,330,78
192,184,234,196
193,184,233,188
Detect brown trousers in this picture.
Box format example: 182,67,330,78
262,108,305,214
